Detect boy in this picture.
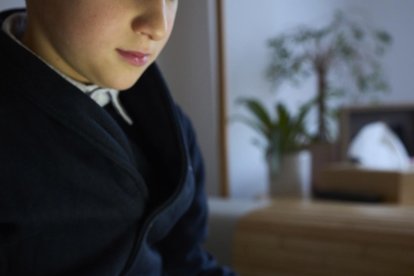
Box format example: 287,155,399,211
0,0,235,275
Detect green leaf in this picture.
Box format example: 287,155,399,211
237,98,274,140
375,30,392,44
239,99,272,124
235,116,269,138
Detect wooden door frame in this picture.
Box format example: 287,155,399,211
216,0,230,197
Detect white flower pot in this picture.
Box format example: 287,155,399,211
268,150,311,198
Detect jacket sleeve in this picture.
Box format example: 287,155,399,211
158,108,237,276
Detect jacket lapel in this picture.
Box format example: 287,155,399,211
1,28,140,179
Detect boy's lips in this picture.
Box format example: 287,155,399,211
116,49,151,66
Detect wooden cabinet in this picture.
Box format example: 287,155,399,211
316,165,414,204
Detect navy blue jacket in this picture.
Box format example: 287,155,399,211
0,9,234,276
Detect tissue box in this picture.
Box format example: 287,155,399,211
314,164,414,204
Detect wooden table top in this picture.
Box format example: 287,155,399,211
233,198,414,275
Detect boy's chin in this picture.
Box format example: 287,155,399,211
111,81,137,91
103,62,153,90
101,74,143,91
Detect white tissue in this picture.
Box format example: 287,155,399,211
348,122,411,171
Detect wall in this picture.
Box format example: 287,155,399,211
0,0,24,9
224,0,414,198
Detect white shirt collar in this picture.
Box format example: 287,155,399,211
2,12,133,125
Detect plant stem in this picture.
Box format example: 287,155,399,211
316,63,328,142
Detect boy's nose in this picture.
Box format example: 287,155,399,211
132,0,169,41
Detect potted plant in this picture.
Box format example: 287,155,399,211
237,98,313,197
266,10,392,142
265,10,392,185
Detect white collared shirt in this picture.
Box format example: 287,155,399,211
2,12,133,125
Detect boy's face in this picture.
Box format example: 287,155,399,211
23,0,178,90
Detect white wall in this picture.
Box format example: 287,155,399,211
0,0,24,9
224,0,414,198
